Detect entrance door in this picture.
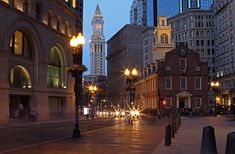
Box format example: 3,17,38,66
179,99,185,108
9,95,30,120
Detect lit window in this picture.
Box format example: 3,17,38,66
10,30,32,58
9,66,32,88
72,0,76,8
47,46,66,88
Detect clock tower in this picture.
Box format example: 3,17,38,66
90,4,105,76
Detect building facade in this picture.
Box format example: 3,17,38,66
152,16,174,61
143,26,155,67
180,0,213,13
169,9,215,81
130,0,138,25
213,0,235,107
157,43,208,114
0,0,82,124
89,4,105,76
130,0,157,26
147,0,157,26
107,25,146,107
135,63,158,114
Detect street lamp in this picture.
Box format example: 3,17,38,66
69,32,85,138
88,85,97,118
124,68,138,108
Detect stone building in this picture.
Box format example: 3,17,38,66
213,0,235,107
0,0,82,124
106,24,146,107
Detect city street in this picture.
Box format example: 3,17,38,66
0,117,169,154
0,117,125,153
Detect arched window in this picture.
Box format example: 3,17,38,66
160,33,168,44
47,46,66,88
72,0,76,8
56,16,61,31
47,11,52,27
9,66,32,88
64,21,69,35
9,30,33,58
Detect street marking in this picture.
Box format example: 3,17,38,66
0,123,126,154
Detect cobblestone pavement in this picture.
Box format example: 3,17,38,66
3,118,169,154
152,116,235,154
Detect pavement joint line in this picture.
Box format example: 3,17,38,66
0,123,126,154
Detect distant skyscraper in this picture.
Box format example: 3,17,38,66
89,4,105,76
147,0,157,26
130,0,157,26
158,0,179,17
130,0,138,25
137,0,147,26
179,0,213,13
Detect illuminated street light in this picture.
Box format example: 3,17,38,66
69,33,85,138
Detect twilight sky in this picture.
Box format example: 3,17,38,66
83,0,133,72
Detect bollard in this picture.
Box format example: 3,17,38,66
225,132,235,154
174,120,177,134
165,124,171,146
200,126,217,154
171,120,175,138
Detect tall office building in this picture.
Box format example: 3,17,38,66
130,0,157,26
147,0,158,26
180,0,213,13
158,0,179,17
130,0,138,25
213,0,235,106
89,4,106,76
137,0,147,26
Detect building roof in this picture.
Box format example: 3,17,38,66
94,4,102,16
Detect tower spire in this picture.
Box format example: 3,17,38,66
94,4,102,16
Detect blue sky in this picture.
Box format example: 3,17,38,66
83,0,133,71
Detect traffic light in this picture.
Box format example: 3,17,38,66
163,100,166,105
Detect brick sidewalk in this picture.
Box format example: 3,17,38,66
152,116,235,154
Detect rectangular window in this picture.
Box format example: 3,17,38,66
195,97,202,108
165,77,172,90
165,97,172,109
179,58,187,70
180,77,187,90
195,77,201,90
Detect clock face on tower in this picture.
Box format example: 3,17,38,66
96,24,101,30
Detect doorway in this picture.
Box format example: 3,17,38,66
9,95,30,120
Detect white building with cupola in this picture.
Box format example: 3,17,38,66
89,4,106,76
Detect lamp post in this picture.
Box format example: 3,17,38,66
124,68,138,108
88,85,97,118
210,81,220,105
69,33,85,138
